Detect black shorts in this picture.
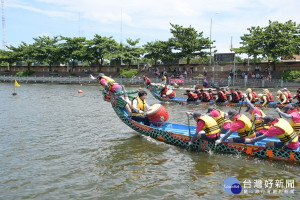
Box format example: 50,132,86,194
232,137,255,144
273,142,295,150
200,133,220,141
130,115,150,126
221,128,230,134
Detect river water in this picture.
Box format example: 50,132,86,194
1,83,299,199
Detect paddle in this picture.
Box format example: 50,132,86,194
213,115,226,153
279,130,300,151
188,113,192,141
241,117,256,153
187,112,192,150
238,95,246,114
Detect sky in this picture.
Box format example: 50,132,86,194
2,0,300,56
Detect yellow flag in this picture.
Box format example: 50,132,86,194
15,79,20,87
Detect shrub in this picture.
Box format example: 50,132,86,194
119,68,139,78
280,70,300,80
15,70,35,77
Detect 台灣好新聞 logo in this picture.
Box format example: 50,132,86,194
223,177,242,194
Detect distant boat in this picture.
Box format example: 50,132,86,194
12,79,20,95
148,84,297,108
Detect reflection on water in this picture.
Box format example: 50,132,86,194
0,83,299,199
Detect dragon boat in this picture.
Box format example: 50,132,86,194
148,85,297,109
102,89,300,165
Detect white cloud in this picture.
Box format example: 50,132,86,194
5,0,300,51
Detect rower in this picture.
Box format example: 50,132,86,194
131,90,150,126
161,74,167,85
222,88,231,100
245,116,299,150
246,88,258,103
293,90,300,104
215,109,256,144
143,75,152,86
208,89,217,100
93,73,132,113
276,90,288,104
200,89,211,102
195,88,203,100
263,89,274,102
244,95,269,136
183,90,198,102
216,87,227,102
258,93,269,107
282,88,293,103
230,88,240,103
159,85,168,97
276,105,300,133
187,112,220,145
235,88,243,101
207,106,231,134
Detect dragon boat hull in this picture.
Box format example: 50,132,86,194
104,90,300,164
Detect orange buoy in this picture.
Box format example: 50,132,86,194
138,87,142,91
78,90,83,94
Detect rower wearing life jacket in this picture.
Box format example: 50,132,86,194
244,95,269,136
263,89,274,102
245,116,299,150
230,88,240,103
282,88,293,103
207,106,231,134
161,75,167,85
235,88,243,101
222,88,231,100
216,88,227,102
200,89,211,102
94,73,132,113
293,90,300,104
208,89,217,100
276,104,300,134
143,75,152,86
246,88,258,103
195,88,203,100
159,85,168,97
187,112,221,146
215,109,256,145
276,90,288,104
131,90,150,126
183,90,198,102
258,93,269,107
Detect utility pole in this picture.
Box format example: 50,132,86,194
1,0,7,50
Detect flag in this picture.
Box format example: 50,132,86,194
14,79,20,87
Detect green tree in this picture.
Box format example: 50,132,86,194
59,36,87,72
32,36,62,72
0,50,19,70
168,23,212,65
234,20,300,69
86,34,119,71
7,42,36,70
122,38,143,67
144,40,166,66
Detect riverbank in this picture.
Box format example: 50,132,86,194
1,74,300,89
